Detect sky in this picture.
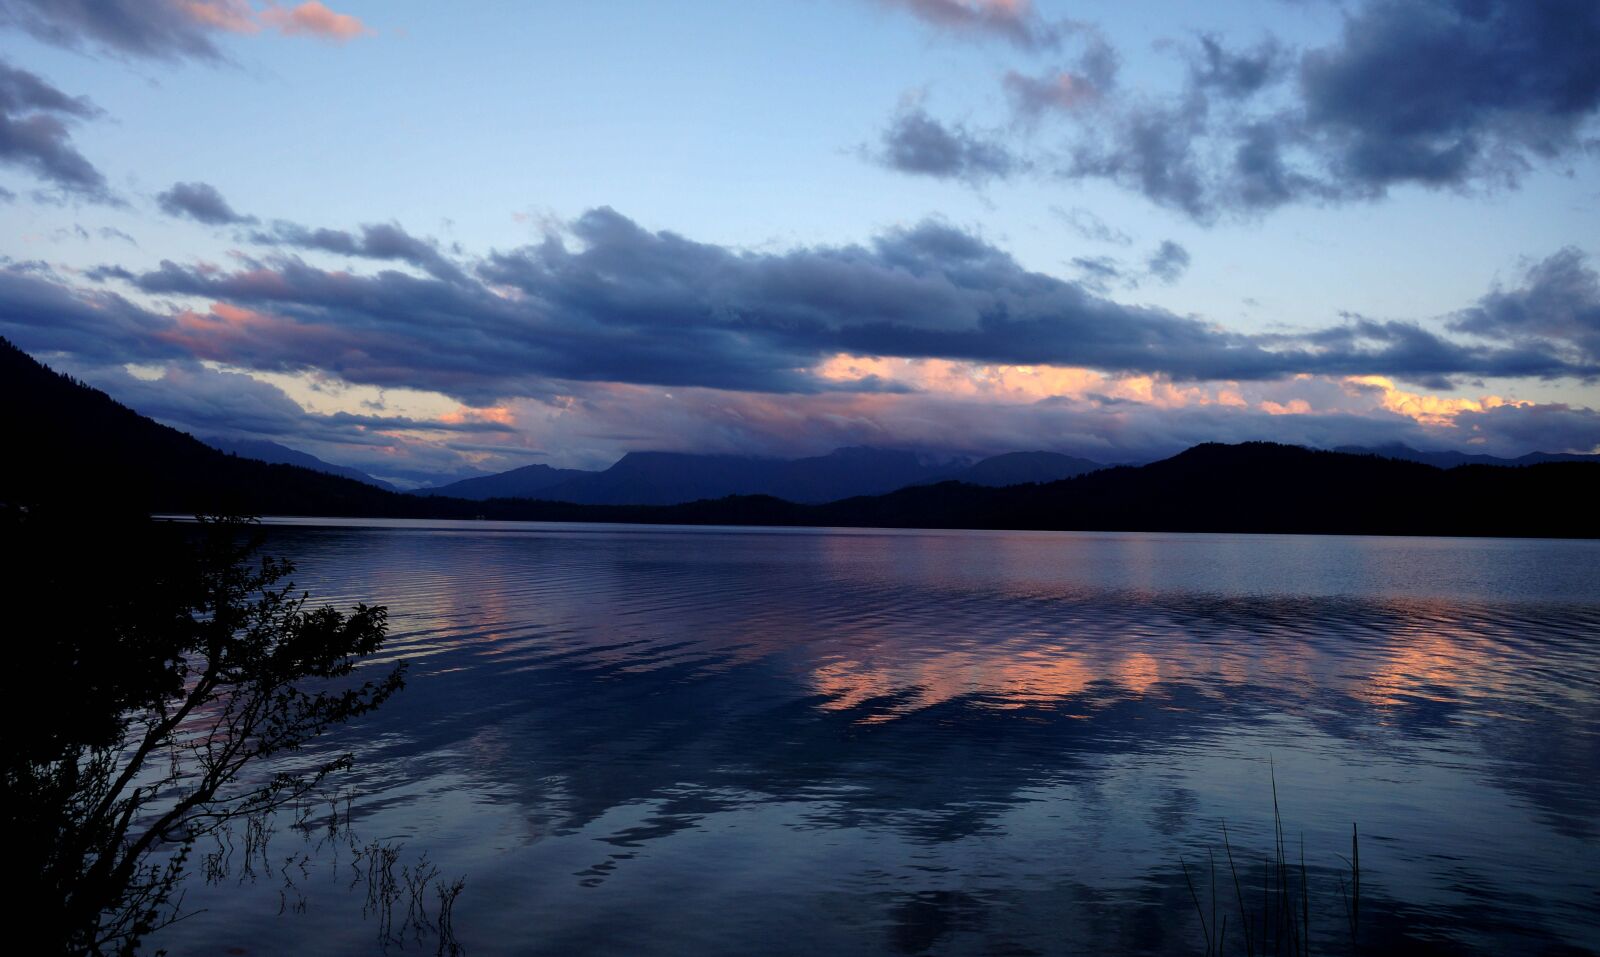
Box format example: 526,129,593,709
1,0,1597,486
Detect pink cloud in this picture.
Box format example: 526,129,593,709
176,1,372,43
873,0,1058,49
177,0,259,34
259,2,372,42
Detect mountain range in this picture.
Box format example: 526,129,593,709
4,337,1595,538
420,448,1105,504
1333,443,1600,468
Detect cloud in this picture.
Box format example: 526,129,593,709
0,266,178,363
1449,247,1600,366
1444,401,1600,455
885,1,1600,221
869,0,1062,51
0,58,113,201
1003,32,1118,119
1145,241,1190,284
253,219,469,283
0,0,372,61
874,107,1019,183
1190,33,1287,99
1004,70,1101,117
1051,206,1132,246
1297,0,1600,194
1,207,1585,415
1063,90,1218,220
0,0,229,61
1069,255,1122,293
1068,241,1189,292
10,206,1599,469
256,2,370,42
492,372,1600,467
156,180,256,225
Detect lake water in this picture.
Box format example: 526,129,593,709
150,521,1600,956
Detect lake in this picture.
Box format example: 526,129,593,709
149,521,1600,956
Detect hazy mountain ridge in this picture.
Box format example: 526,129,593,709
1334,443,1600,468
922,451,1106,487
417,462,594,499
202,436,400,491
424,447,967,504
420,447,1107,504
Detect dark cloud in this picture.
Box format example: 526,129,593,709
254,220,469,284
9,208,1599,466
1069,255,1122,292
156,180,256,225
1290,312,1588,387
871,0,1062,51
1445,401,1600,455
0,58,113,201
0,0,228,62
1449,247,1600,365
1298,0,1600,194
2,208,1581,409
1070,242,1189,292
1065,92,1215,220
874,107,1019,183
1146,241,1191,284
0,266,174,362
0,0,373,61
890,1,1600,220
1191,34,1287,99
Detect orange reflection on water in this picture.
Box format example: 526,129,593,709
810,642,1191,723
1354,625,1513,708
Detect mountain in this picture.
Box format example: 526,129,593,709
0,337,414,516
437,447,961,505
468,442,1594,538
1334,443,1600,468
202,436,399,490
927,451,1104,487
419,462,595,499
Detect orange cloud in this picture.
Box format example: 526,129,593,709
440,405,517,427
1343,375,1531,426
814,353,1244,410
177,1,371,42
260,2,371,41
1260,399,1312,415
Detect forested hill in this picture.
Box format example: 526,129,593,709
0,337,409,516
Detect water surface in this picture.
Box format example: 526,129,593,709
153,522,1600,955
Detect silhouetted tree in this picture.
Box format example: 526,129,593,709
2,510,405,955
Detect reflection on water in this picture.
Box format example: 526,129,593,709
152,523,1600,956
